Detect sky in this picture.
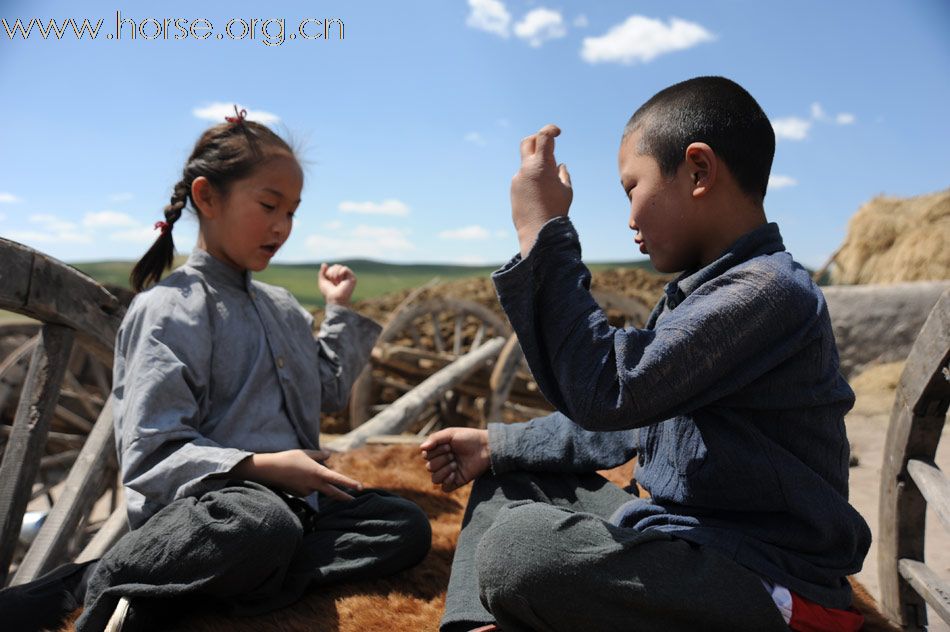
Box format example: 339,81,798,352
1,0,948,269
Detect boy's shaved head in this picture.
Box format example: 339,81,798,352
623,76,775,201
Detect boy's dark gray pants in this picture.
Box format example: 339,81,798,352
442,471,790,632
75,481,431,631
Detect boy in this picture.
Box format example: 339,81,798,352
421,76,870,632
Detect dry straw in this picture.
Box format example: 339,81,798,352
829,188,950,285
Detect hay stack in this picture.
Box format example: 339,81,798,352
830,188,950,284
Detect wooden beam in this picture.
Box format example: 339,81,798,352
12,397,117,584
906,458,950,535
327,337,505,452
0,324,75,585
75,500,128,564
899,558,950,625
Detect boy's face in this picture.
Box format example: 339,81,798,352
618,130,702,273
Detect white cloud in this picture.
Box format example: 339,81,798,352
439,225,491,240
771,116,811,141
109,226,159,244
83,210,138,228
573,14,589,28
514,8,566,47
109,192,134,203
768,174,798,189
323,220,343,230
30,213,78,233
496,118,510,128
8,229,92,245
581,16,714,65
0,212,6,222
466,0,511,38
835,112,856,125
0,192,21,204
810,102,827,121
192,102,280,125
306,224,414,258
464,131,487,147
494,229,509,239
338,199,410,217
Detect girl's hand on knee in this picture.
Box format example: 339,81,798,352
319,263,357,307
420,428,490,493
231,449,364,500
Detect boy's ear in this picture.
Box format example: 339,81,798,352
684,142,717,198
191,177,218,219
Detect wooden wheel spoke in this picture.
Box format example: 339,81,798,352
452,315,464,356
0,324,75,584
430,312,445,353
471,323,486,351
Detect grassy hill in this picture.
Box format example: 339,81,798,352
72,257,658,311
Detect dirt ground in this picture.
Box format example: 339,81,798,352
846,361,950,631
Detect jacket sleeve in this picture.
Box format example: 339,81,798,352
112,290,252,508
488,411,637,474
491,217,821,431
313,304,383,413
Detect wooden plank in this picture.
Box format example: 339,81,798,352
12,397,116,584
899,558,950,625
75,500,128,564
484,334,525,425
365,434,427,445
327,337,505,452
54,404,94,434
0,324,75,585
906,458,950,534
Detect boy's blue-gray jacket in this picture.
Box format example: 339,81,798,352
112,249,381,529
489,218,871,609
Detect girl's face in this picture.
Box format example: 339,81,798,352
198,152,303,272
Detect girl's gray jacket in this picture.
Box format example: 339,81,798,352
112,249,381,529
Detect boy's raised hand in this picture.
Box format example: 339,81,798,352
319,262,357,307
420,428,491,493
511,124,573,257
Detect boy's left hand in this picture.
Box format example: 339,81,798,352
319,263,357,307
511,124,573,258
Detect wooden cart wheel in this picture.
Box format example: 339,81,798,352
0,237,126,587
878,288,950,630
483,289,655,425
349,297,510,430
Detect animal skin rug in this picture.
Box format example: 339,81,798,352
61,445,898,631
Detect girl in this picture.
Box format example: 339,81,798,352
74,108,431,630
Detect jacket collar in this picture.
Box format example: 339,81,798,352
656,222,785,313
185,248,252,291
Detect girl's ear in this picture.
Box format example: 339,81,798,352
684,142,717,198
191,177,218,220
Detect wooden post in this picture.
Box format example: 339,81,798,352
0,324,75,585
878,289,949,630
12,397,117,584
328,337,505,452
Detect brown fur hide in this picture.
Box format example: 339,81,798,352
61,445,898,631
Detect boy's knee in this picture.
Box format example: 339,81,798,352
475,501,565,603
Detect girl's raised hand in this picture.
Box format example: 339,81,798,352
319,263,357,307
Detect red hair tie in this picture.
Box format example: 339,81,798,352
225,105,248,125
154,221,171,235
